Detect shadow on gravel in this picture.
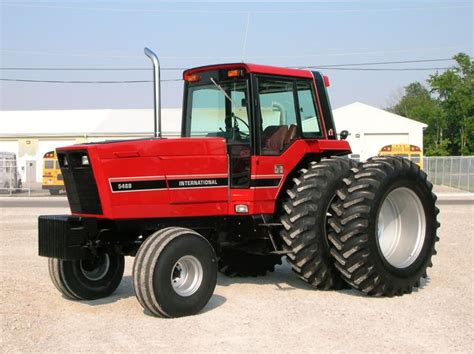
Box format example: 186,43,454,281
333,276,430,298
201,294,227,314
217,261,432,298
83,276,227,316
141,295,227,317
81,276,135,306
80,264,432,309
217,262,314,291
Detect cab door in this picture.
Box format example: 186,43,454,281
253,75,325,214
226,82,254,214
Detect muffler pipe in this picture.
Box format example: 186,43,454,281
144,47,161,138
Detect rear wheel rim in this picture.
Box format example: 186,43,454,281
79,254,110,281
377,187,426,268
171,255,203,297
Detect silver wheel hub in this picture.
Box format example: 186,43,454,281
377,187,426,268
171,255,203,297
79,254,110,281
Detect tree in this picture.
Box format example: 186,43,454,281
389,82,449,155
429,53,474,155
388,53,473,156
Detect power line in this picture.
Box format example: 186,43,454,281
1,57,469,72
0,78,181,83
0,67,155,71
305,67,451,71
0,66,451,83
1,57,467,83
304,58,470,68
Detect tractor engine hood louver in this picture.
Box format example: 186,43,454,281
57,150,102,215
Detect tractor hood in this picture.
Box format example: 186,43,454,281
55,137,230,219
57,137,227,158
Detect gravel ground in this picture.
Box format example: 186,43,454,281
1,201,473,352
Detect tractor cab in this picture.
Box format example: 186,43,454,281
182,63,337,150
181,64,348,191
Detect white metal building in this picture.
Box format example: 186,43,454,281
0,102,426,182
333,102,427,161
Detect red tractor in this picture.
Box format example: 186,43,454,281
39,48,439,318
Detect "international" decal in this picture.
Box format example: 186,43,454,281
168,178,228,189
109,176,229,193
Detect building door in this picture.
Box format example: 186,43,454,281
26,161,36,183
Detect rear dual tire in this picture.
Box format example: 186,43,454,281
328,156,439,296
280,157,358,289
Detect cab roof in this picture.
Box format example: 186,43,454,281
183,63,314,80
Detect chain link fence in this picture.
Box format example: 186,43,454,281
423,156,473,192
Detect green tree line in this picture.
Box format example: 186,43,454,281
388,53,473,156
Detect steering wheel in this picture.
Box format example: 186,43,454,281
232,114,250,131
231,114,250,140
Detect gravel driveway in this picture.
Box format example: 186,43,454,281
1,200,472,352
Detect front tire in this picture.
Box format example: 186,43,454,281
133,227,217,318
48,252,125,300
328,156,439,296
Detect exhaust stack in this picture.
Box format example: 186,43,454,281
144,47,161,138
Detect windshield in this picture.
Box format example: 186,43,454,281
184,79,250,142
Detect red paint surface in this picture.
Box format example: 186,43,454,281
183,63,314,79
58,137,350,220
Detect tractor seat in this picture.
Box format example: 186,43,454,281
262,125,288,155
283,124,298,147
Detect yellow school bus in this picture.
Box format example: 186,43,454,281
42,151,64,195
379,144,423,169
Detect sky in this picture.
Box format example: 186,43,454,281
0,0,473,111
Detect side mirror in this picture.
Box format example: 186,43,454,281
340,130,349,140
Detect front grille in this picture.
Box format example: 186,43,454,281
58,151,102,214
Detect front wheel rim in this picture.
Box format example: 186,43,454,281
79,254,111,281
377,187,427,269
171,255,203,297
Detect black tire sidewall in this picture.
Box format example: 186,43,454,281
152,234,217,318
61,253,125,300
367,169,437,283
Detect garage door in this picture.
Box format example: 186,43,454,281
362,133,409,161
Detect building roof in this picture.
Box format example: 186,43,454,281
0,108,182,138
333,102,427,133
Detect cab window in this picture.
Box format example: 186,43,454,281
296,79,322,138
186,79,250,143
257,78,298,155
